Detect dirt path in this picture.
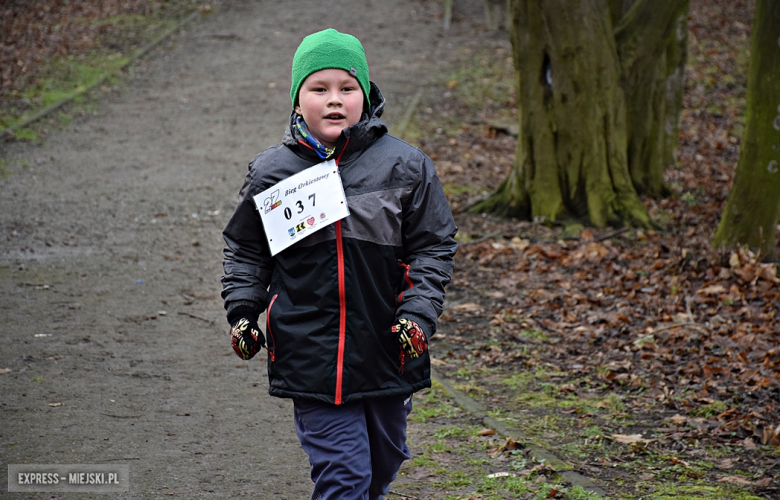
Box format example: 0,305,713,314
0,1,494,497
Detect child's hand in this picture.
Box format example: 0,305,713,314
230,317,265,360
393,318,427,359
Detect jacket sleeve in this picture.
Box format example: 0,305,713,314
395,151,458,336
220,162,275,320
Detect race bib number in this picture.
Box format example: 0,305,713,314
253,160,349,256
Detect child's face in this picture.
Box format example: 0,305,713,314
295,68,364,148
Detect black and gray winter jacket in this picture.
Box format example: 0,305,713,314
221,83,458,404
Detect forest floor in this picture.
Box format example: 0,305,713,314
1,0,778,499
393,0,780,498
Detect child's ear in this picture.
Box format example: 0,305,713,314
294,104,302,115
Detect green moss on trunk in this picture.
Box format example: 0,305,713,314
713,0,780,257
479,0,690,227
485,0,652,228
617,0,690,197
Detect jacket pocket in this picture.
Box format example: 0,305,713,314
266,293,278,362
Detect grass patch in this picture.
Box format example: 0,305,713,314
398,383,611,499
408,383,461,423
689,400,728,418
433,426,473,439
441,181,483,199
516,328,550,343
643,484,765,500
1,10,188,134
2,51,126,131
431,359,763,498
12,128,40,142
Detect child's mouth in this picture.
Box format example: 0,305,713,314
324,113,345,120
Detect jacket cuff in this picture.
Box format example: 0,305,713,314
226,303,260,325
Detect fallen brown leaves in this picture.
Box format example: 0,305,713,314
449,224,780,445
415,0,778,490
1,1,154,96
0,0,193,103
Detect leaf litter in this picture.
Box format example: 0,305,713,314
401,0,779,497
0,0,196,129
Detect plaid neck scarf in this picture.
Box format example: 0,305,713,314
295,116,335,159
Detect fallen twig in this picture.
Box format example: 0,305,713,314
685,296,695,322
177,311,214,324
593,227,630,242
451,193,491,214
462,230,503,246
388,491,419,500
652,322,711,334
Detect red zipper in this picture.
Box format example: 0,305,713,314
396,261,413,305
334,221,347,404
333,139,349,405
265,294,278,362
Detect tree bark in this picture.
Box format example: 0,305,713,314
616,0,690,196
475,0,651,227
713,0,780,257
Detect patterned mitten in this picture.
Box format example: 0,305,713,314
230,317,264,360
393,318,428,359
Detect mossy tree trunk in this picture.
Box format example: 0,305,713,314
618,0,689,196
713,0,780,257
475,0,688,227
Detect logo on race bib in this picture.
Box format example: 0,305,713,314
307,217,315,226
288,227,295,237
320,212,326,219
295,222,306,232
263,190,282,214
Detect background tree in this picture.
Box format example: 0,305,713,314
712,0,780,257
617,0,689,196
475,0,689,227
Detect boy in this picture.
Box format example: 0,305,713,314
221,28,457,500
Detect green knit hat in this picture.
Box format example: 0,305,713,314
290,28,370,109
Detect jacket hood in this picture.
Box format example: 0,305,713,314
283,81,388,163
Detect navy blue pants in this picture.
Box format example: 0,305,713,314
293,394,413,500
